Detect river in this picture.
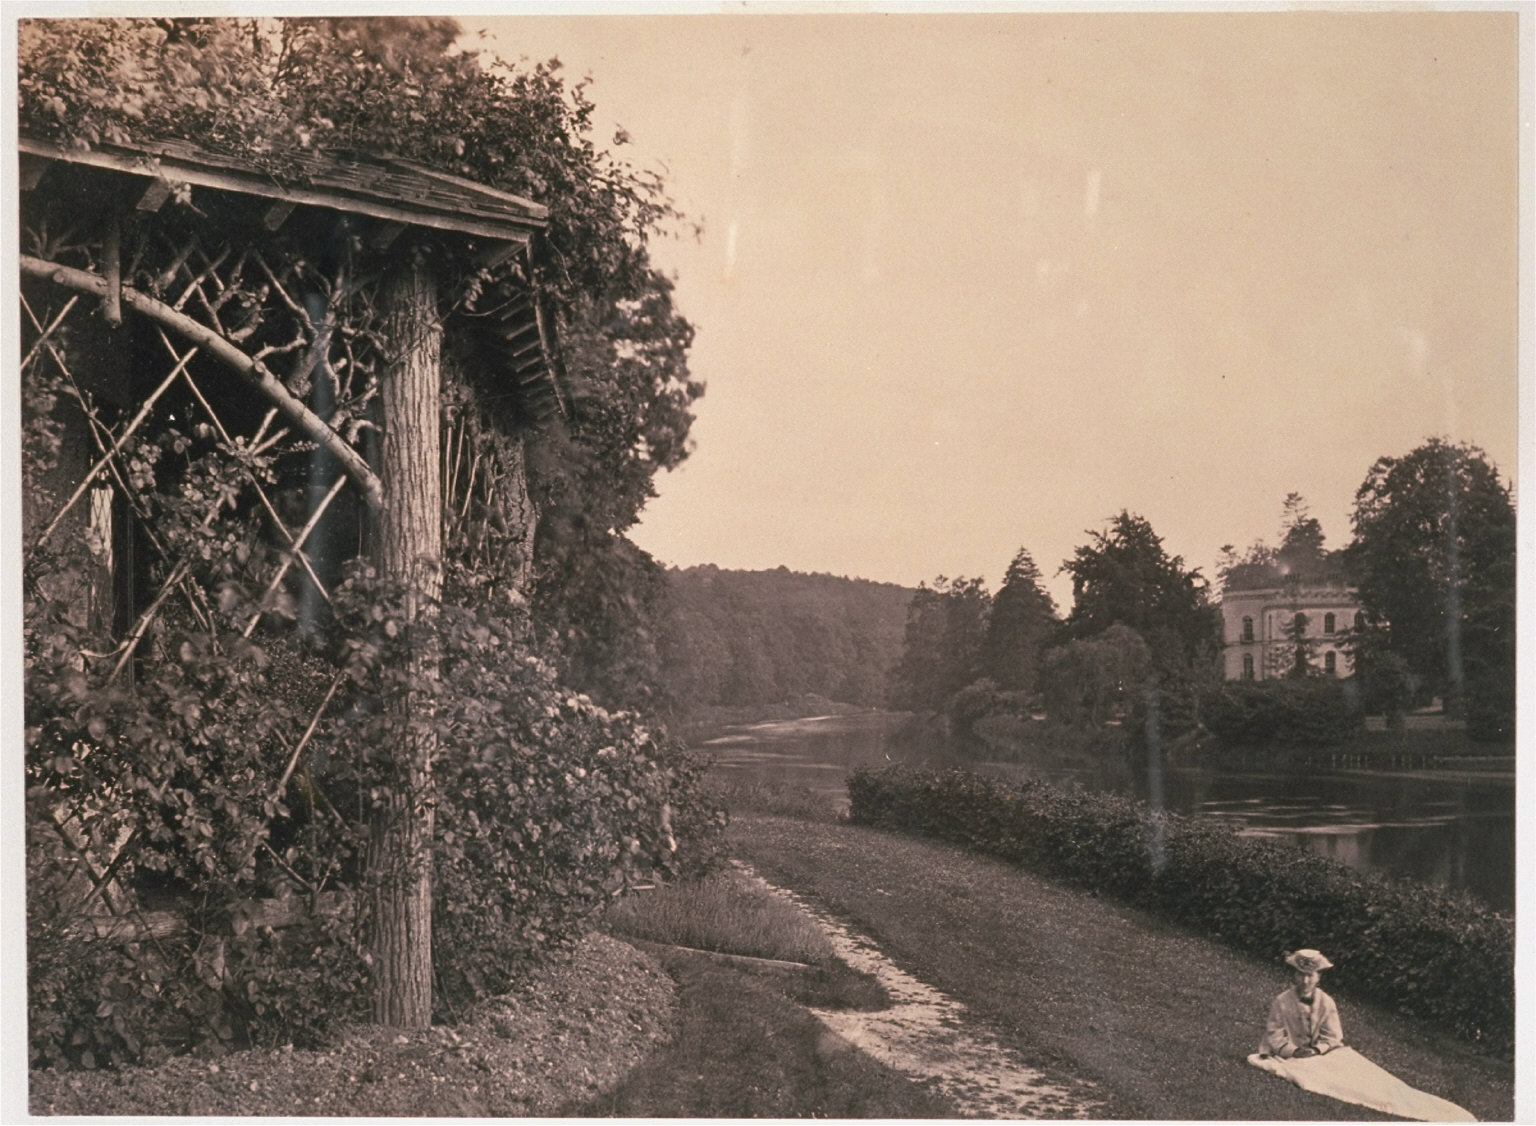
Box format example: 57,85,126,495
697,711,1515,913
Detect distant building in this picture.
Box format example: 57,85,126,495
1220,585,1363,681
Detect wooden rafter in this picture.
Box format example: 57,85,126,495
18,137,546,243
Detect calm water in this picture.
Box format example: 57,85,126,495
699,712,1515,912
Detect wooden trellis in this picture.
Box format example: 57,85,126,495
20,133,561,952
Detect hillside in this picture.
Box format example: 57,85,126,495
659,566,913,712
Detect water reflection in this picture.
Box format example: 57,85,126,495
699,712,1514,912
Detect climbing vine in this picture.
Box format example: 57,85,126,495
20,15,715,1068
23,373,721,1067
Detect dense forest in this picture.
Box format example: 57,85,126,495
658,566,913,711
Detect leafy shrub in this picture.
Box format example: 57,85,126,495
945,678,1008,738
1359,651,1413,722
1203,678,1365,745
1462,666,1515,743
847,766,1512,1057
26,513,723,1067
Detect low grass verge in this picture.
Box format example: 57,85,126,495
578,863,943,1117
601,868,888,1012
603,869,834,964
562,948,955,1119
729,813,1513,1122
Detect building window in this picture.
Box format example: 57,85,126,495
1241,616,1254,643
1242,654,1254,680
1324,651,1337,676
1324,612,1336,634
1355,611,1366,631
1293,611,1307,635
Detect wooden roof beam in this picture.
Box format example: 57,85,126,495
20,138,545,244
474,240,521,269
370,220,408,250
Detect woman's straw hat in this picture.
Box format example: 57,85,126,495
1285,949,1333,972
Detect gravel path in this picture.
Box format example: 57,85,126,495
739,862,1109,1118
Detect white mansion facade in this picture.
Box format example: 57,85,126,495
1219,585,1363,681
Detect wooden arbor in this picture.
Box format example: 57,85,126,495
20,134,562,1027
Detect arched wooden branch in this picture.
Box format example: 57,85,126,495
20,255,384,509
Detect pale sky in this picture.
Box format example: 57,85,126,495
474,7,1523,608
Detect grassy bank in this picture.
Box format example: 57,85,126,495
728,813,1514,1121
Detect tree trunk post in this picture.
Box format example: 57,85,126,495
369,254,442,1028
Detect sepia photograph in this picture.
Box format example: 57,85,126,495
6,3,1524,1121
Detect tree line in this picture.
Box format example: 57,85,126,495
656,565,913,712
886,438,1515,745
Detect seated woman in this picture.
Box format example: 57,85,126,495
1259,949,1344,1059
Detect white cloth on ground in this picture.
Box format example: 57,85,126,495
1247,1045,1475,1122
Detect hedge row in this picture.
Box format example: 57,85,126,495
1203,678,1365,745
847,765,1512,1057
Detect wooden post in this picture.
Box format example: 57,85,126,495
368,252,442,1029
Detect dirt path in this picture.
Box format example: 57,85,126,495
737,862,1107,1118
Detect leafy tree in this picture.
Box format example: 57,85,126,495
1060,511,1218,668
1276,493,1327,576
1217,493,1343,591
1060,513,1219,739
1278,611,1318,679
527,272,702,711
886,576,991,714
1039,624,1152,727
1346,438,1515,736
982,548,1058,695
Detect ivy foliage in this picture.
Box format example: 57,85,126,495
527,272,703,711
17,16,680,308
24,419,722,1067
21,15,719,1068
18,14,707,711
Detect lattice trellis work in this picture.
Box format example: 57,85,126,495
21,136,560,1029
21,136,558,653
